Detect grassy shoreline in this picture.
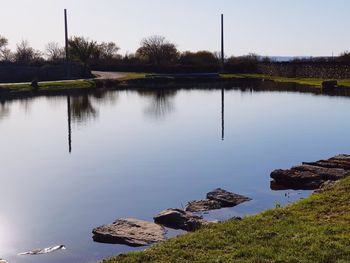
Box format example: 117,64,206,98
104,177,350,263
1,73,350,94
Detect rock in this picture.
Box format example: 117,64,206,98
18,245,66,256
154,209,209,231
92,218,166,247
322,80,337,91
271,155,350,190
206,188,252,207
303,154,350,170
30,79,39,91
185,199,222,212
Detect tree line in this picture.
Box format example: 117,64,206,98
1,34,349,73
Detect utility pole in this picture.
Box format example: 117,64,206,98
64,9,70,79
221,14,224,71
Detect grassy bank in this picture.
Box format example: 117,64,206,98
220,73,350,88
104,177,350,263
1,73,350,94
0,79,96,91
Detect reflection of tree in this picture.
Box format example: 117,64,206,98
138,89,177,120
70,95,98,122
0,102,10,119
91,90,119,106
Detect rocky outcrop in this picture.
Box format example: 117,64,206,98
206,188,252,207
154,209,209,231
271,155,350,189
92,218,166,247
185,199,222,212
185,189,251,213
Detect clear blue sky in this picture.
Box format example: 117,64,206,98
1,0,349,56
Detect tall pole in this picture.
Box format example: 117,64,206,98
221,14,224,71
64,9,70,79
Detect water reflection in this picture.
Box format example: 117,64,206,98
65,90,119,153
138,89,177,120
70,95,98,122
0,103,10,119
221,88,225,141
67,96,72,153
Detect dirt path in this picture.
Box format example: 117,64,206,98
92,71,127,80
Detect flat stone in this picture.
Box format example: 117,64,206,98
270,155,350,189
206,188,252,207
154,208,209,231
303,154,350,170
185,199,222,212
92,218,166,247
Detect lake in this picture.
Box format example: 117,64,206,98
1,84,350,262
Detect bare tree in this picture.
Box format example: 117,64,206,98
0,35,8,49
1,48,14,62
14,40,43,64
94,42,120,60
136,35,178,65
0,35,9,61
45,42,65,61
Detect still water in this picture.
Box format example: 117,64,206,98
1,86,350,262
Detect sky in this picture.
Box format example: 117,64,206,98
0,0,349,57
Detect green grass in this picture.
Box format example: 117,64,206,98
119,73,147,81
104,177,350,263
220,73,350,88
0,80,95,92
1,73,350,94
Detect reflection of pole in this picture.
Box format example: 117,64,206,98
64,9,70,79
221,14,224,71
67,96,72,153
221,88,225,141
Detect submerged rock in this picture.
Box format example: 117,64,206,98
92,218,166,247
271,155,350,189
185,199,222,212
154,208,209,231
18,245,66,256
206,188,252,207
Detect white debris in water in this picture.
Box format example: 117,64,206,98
0,259,9,263
18,245,66,256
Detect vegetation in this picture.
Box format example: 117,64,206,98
0,80,95,91
68,36,97,74
136,35,178,65
45,41,65,61
220,74,350,88
104,177,350,263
